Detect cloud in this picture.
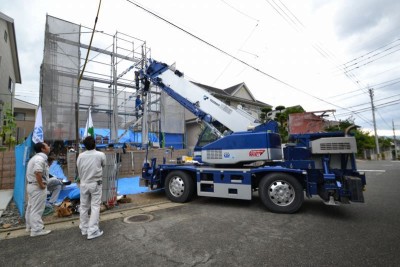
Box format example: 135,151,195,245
334,0,400,51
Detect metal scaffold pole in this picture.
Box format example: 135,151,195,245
41,14,160,150
141,43,149,147
111,33,118,142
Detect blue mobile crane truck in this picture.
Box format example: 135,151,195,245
141,59,366,213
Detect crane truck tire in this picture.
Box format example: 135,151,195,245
165,171,195,203
259,173,304,213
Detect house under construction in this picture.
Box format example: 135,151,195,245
40,15,271,152
40,15,184,149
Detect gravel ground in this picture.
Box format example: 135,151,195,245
0,200,23,229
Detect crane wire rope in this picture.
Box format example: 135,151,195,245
78,0,102,87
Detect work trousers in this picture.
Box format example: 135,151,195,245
25,184,47,233
79,181,102,235
47,178,63,205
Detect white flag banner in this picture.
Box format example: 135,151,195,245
83,107,94,139
32,106,44,144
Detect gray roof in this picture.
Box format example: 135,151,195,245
224,83,244,95
191,81,271,107
191,82,229,95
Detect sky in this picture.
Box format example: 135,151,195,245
1,0,400,137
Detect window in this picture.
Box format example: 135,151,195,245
8,77,14,93
4,30,7,43
14,112,26,121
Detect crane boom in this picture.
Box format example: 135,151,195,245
145,59,260,132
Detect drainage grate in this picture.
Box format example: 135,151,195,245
123,214,154,224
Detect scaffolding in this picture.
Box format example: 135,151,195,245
40,15,181,147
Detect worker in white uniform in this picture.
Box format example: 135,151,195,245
25,142,52,237
77,135,106,240
46,156,71,207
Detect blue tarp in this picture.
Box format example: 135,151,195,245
117,177,149,195
78,128,183,149
164,133,184,149
79,128,147,143
57,183,79,202
49,161,67,179
56,176,149,202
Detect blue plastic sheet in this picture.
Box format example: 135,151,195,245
56,177,149,202
49,161,67,179
117,177,149,195
57,183,79,202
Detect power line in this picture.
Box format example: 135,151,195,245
343,46,400,73
212,22,259,85
124,1,321,99
327,76,400,100
336,98,400,117
338,38,400,68
264,0,368,92
219,0,259,23
377,111,391,129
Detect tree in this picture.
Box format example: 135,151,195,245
259,107,272,123
379,137,391,150
0,108,17,150
325,119,354,132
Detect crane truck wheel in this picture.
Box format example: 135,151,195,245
259,173,304,213
165,171,195,203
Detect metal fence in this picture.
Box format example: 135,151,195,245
102,153,121,207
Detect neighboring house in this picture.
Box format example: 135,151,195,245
14,98,37,142
184,82,272,151
0,12,21,134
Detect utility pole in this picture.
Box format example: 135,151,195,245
368,87,380,159
393,120,398,160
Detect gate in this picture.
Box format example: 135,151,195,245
102,153,121,207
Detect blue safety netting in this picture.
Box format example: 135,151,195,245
79,128,154,144
77,128,183,149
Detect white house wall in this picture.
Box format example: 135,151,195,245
0,18,16,110
233,86,253,101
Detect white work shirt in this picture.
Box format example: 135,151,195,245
77,149,106,184
26,153,49,184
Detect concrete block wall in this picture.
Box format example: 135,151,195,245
0,151,16,189
67,148,189,179
110,148,189,177
0,148,190,188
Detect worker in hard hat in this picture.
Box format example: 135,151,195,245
135,95,143,119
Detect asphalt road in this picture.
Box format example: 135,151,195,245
1,160,399,266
